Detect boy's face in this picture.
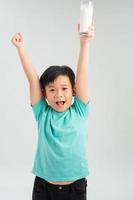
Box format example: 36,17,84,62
44,75,75,112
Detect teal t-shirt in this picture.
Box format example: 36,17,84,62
31,96,90,181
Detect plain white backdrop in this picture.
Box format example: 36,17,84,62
0,0,134,199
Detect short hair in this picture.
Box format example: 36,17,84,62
40,65,75,90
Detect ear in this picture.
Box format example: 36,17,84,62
72,87,76,96
41,88,46,98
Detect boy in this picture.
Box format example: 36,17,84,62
11,23,94,200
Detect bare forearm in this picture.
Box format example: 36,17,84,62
76,43,89,80
17,47,39,83
75,23,94,103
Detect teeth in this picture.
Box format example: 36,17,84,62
56,101,64,105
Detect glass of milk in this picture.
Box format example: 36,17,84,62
80,0,94,34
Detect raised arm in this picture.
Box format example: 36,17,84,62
75,23,95,104
11,33,43,106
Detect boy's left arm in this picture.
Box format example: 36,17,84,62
75,24,95,104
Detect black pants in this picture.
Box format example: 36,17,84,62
32,176,87,200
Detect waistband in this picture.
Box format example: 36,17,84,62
35,176,87,191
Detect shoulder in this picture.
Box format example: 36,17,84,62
31,98,48,121
71,96,90,118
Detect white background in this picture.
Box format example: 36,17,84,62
0,0,134,199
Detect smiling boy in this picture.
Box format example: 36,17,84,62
11,23,95,200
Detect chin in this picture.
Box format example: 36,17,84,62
55,107,67,112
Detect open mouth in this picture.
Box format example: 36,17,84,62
56,101,65,106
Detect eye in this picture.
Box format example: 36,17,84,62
49,89,55,92
62,88,68,90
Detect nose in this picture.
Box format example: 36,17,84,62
55,90,63,98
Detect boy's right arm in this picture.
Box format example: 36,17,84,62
11,33,43,106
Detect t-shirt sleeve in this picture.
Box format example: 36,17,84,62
73,96,90,118
31,98,48,121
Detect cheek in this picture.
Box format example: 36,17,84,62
66,91,73,99
45,92,53,101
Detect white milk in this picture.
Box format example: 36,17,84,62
80,0,93,34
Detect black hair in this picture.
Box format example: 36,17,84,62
40,65,75,90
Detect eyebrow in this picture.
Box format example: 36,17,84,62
47,84,69,88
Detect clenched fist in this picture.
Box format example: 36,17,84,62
11,32,24,49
